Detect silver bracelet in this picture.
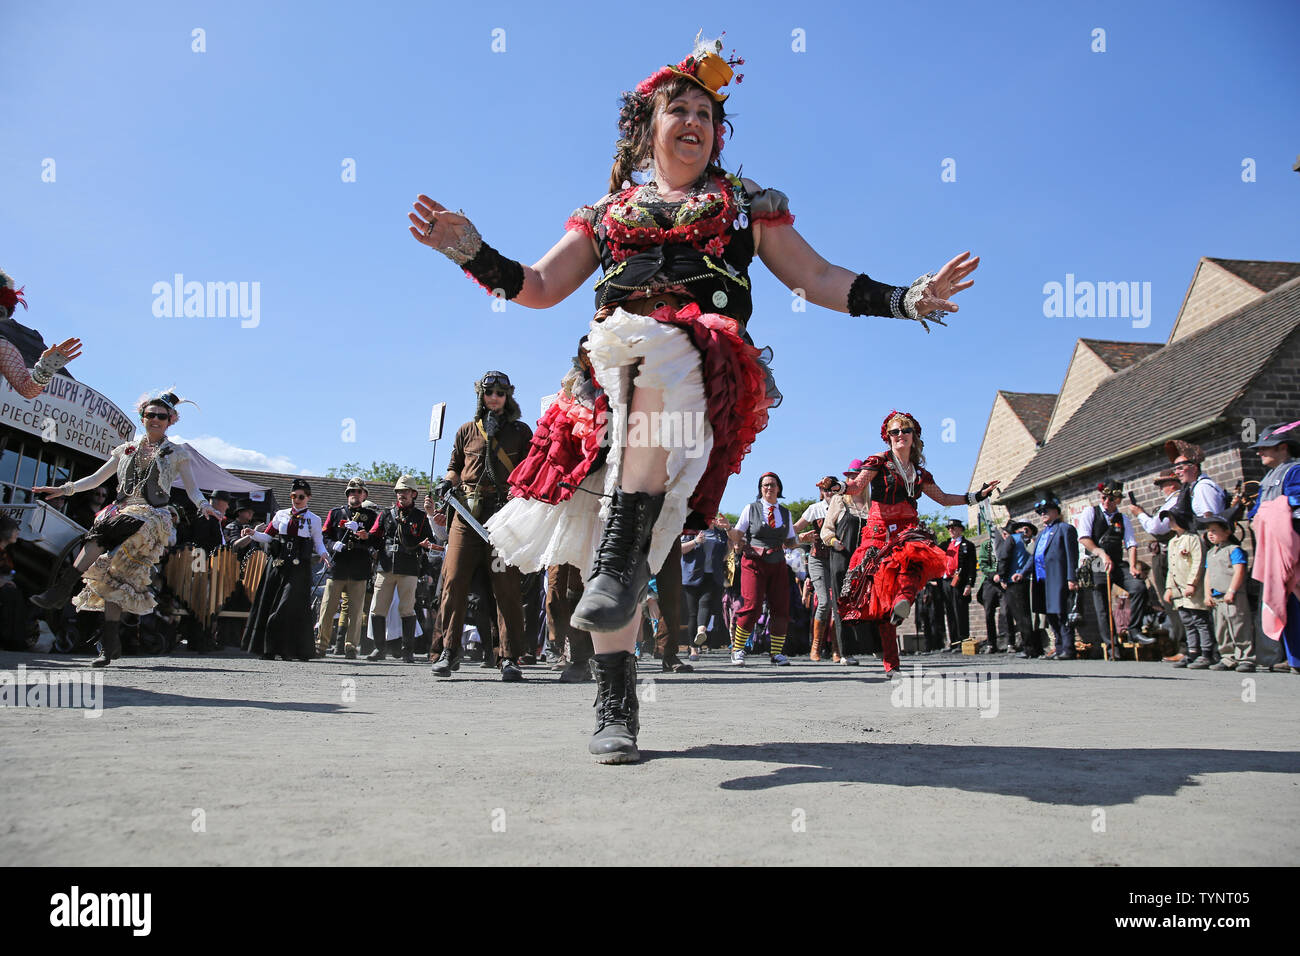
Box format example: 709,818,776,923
59,481,77,497
435,221,484,266
888,286,906,320
966,491,977,506
30,365,52,387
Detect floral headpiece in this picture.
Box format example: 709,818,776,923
881,410,920,442
618,33,744,166
637,32,744,103
0,268,27,316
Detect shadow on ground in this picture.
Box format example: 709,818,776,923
645,741,1300,806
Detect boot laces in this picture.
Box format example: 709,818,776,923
591,496,647,584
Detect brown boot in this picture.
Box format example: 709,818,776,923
810,618,824,661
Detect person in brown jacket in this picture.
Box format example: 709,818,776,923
430,372,533,681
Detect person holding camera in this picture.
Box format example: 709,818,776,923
366,475,434,663
318,478,379,659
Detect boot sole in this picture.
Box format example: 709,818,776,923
592,747,640,764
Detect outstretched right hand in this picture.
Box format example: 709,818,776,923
32,485,64,499
408,195,473,251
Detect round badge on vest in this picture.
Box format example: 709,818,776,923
712,290,728,308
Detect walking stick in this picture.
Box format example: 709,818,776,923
1104,567,1113,661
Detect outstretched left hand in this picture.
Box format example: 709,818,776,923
40,338,83,366
915,252,980,316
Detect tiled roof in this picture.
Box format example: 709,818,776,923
999,391,1056,443
1002,276,1300,499
225,469,403,517
1079,338,1165,372
1207,258,1300,293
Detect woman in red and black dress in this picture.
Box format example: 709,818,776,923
410,38,978,762
839,411,997,677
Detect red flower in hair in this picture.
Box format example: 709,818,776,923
0,285,27,312
1097,482,1106,492
880,409,920,442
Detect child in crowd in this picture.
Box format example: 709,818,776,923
1200,513,1257,673
1163,507,1215,669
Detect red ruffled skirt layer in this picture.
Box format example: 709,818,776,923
506,390,609,505
507,302,774,526
838,505,949,623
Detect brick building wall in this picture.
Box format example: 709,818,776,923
964,392,1040,528
1169,260,1262,343
1044,343,1111,441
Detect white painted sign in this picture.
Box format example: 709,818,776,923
0,374,134,459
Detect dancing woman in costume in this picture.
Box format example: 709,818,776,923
0,268,82,397
32,391,221,666
409,37,979,762
837,411,998,677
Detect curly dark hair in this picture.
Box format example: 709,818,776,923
609,76,731,194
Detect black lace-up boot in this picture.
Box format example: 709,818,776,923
571,490,665,632
588,651,640,764
91,619,122,668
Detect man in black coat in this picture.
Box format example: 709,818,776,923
1029,491,1081,660
940,518,977,651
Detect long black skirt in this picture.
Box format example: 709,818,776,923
242,554,316,659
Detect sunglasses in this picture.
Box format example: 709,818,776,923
484,389,508,398
142,411,170,421
290,492,309,500
888,428,914,436
1172,461,1194,469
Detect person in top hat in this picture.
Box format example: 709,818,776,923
430,372,533,681
1164,439,1227,519
318,478,379,659
1030,491,1079,659
187,489,232,552
940,517,977,651
1243,420,1300,672
1076,477,1149,653
1131,469,1188,657
240,478,331,661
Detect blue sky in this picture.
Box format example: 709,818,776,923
4,0,1297,519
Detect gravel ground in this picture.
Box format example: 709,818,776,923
2,647,1297,866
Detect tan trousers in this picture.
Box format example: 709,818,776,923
317,576,370,649
373,570,418,618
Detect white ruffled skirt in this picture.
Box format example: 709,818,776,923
486,308,715,578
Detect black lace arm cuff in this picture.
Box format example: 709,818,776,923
463,242,525,301
847,273,904,318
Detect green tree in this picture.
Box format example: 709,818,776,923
325,461,432,488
